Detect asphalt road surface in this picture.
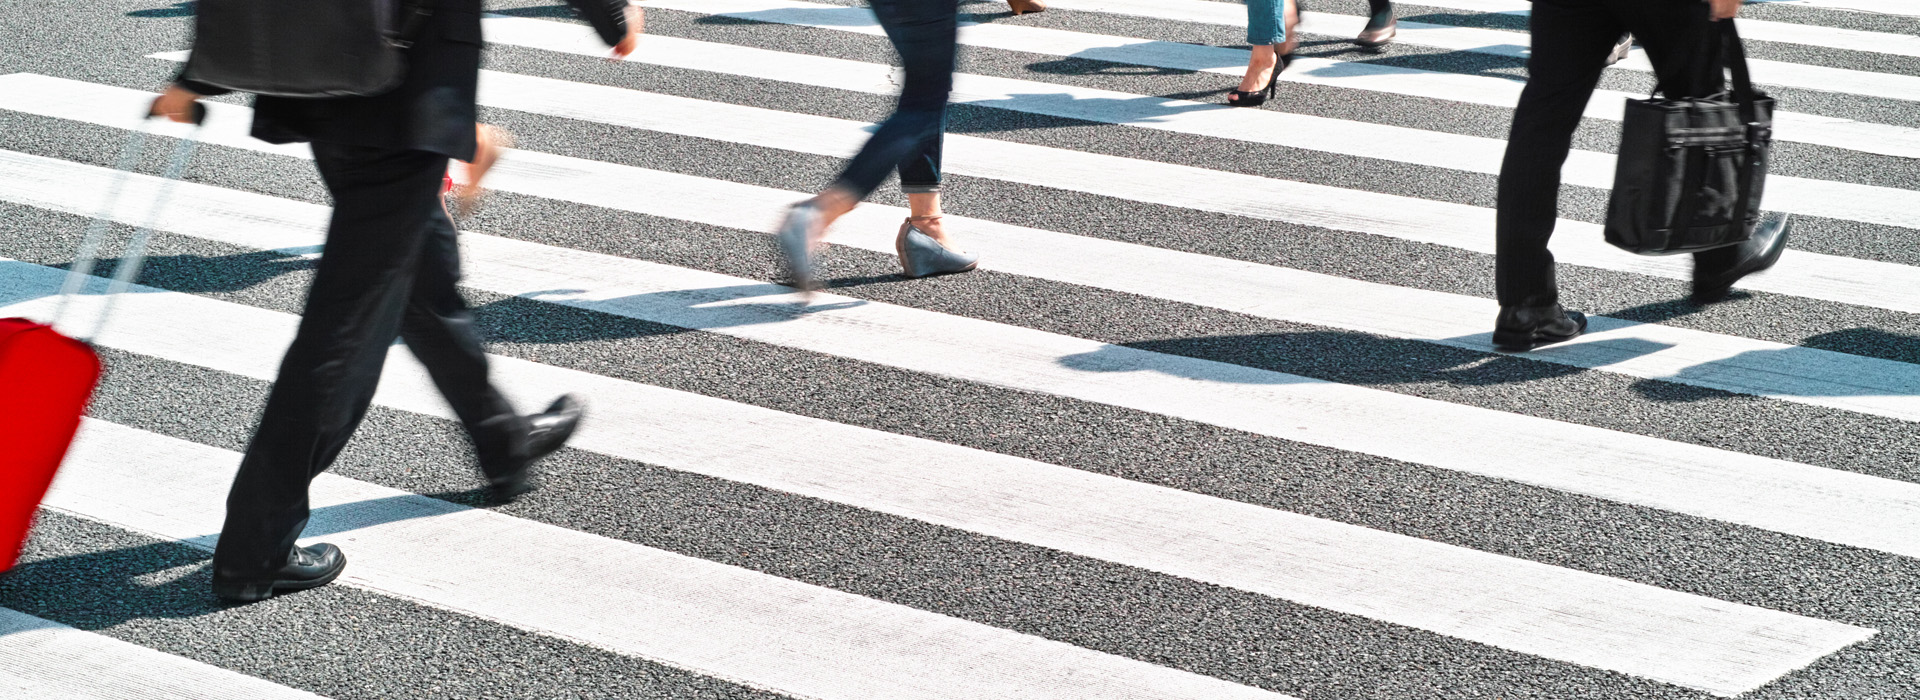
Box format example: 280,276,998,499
2,0,1919,698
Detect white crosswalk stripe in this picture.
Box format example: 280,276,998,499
27,72,1920,315
1013,0,1920,100
0,262,1870,695
1,1,1914,698
0,607,330,699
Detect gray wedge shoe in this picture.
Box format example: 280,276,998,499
898,217,979,278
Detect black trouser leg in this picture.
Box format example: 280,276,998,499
1493,0,1622,307
398,205,527,479
213,144,449,577
1368,0,1391,15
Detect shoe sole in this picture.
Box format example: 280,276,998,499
212,561,346,603
1492,316,1589,353
902,260,980,279
1356,28,1396,47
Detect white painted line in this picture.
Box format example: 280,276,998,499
476,17,1920,232
5,138,1920,578
1742,0,1920,17
620,1,1920,160
12,85,1920,425
1002,0,1920,101
76,64,1920,315
0,252,1878,697
46,419,1298,700
1401,0,1920,57
0,606,330,700
146,19,1920,164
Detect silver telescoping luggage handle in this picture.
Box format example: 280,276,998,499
52,101,207,344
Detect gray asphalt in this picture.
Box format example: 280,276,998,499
2,0,1918,698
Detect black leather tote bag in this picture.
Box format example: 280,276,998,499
1604,20,1773,255
182,0,431,97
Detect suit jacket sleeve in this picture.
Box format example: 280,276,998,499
563,0,629,46
174,70,233,97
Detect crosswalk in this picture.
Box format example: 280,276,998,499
1,0,1916,698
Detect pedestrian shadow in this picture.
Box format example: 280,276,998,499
126,1,195,18
949,91,1221,133
472,283,866,345
1057,329,1593,388
1400,11,1531,33
1630,327,1920,402
0,490,507,627
1048,323,1920,404
0,540,225,630
65,250,315,295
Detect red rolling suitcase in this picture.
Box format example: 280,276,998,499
0,320,101,571
0,102,204,572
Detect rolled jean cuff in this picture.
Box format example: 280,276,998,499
1247,0,1287,45
901,182,943,194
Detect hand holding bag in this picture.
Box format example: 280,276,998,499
1604,19,1773,255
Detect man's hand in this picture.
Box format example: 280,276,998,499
610,3,644,59
151,84,201,123
1709,0,1740,20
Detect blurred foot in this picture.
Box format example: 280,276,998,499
1691,212,1791,305
1356,3,1396,47
1604,32,1634,66
777,201,824,291
487,394,585,503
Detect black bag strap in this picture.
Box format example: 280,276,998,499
1720,21,1761,125
1723,20,1768,230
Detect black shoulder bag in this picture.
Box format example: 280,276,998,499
181,0,433,98
1603,20,1774,255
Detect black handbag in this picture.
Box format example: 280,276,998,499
181,0,432,98
1603,20,1773,256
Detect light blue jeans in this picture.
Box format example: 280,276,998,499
1246,0,1289,45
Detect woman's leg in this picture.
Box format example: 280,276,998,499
810,0,957,238
895,117,951,242
1237,45,1280,93
776,0,958,289
1235,0,1290,96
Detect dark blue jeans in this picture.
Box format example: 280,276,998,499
832,0,956,198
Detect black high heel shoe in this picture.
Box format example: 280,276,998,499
1226,63,1281,107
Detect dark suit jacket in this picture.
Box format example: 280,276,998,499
180,0,626,162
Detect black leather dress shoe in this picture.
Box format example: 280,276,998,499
212,543,346,602
1692,212,1792,305
487,394,586,503
1492,304,1588,352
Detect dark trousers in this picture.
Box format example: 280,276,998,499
833,0,956,198
1494,0,1739,306
212,143,525,576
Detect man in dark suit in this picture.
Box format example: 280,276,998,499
152,0,639,602
1491,0,1791,352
